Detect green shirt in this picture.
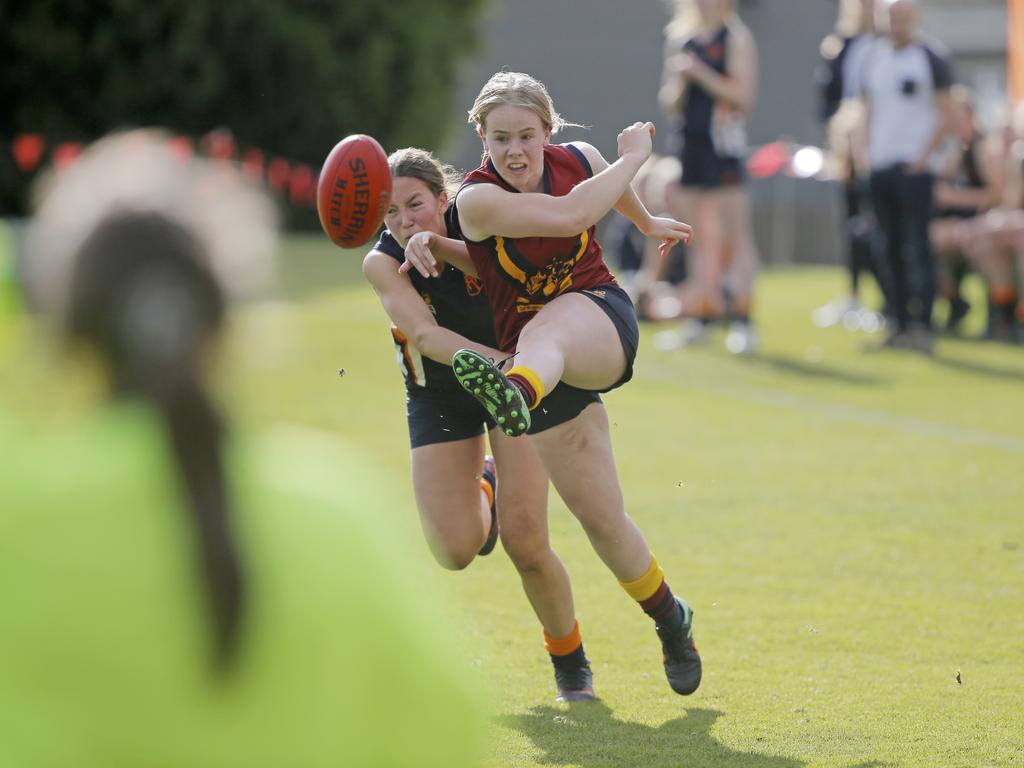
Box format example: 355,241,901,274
0,405,482,767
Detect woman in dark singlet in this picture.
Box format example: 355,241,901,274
658,0,761,354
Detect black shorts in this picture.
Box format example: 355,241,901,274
406,385,496,449
579,283,639,392
680,136,744,189
528,382,602,435
525,283,638,435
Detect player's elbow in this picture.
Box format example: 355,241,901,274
412,326,437,358
413,325,451,364
564,211,592,238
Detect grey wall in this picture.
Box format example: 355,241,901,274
442,0,675,172
740,0,836,146
442,0,839,173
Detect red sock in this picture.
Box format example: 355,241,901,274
506,373,537,409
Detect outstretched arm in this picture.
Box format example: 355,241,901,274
572,141,693,258
399,232,478,279
456,122,657,242
363,250,500,363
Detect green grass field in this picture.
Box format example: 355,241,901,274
3,231,1023,766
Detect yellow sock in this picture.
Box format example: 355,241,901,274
505,365,545,410
619,555,664,602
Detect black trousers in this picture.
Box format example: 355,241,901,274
868,167,936,331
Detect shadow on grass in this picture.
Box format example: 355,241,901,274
741,352,889,386
500,702,804,768
929,351,1024,383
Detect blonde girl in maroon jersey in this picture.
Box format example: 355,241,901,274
404,71,702,697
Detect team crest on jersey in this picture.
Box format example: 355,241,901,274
495,230,589,309
524,254,575,298
464,274,483,296
421,293,437,315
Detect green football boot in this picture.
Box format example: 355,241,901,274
655,597,702,695
452,349,530,437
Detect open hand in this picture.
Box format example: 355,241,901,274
641,215,693,259
398,231,443,278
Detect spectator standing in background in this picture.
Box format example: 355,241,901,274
813,0,882,330
861,0,953,353
658,0,761,355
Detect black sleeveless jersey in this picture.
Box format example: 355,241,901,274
372,206,499,392
680,25,730,138
936,138,986,219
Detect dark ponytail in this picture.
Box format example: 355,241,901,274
69,211,245,669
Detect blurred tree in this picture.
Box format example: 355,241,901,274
0,0,485,216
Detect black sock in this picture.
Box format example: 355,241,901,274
550,643,588,671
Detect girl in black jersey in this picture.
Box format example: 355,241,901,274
659,0,761,354
361,148,593,700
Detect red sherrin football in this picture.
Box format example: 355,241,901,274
316,134,392,248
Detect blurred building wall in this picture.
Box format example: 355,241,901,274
442,0,673,170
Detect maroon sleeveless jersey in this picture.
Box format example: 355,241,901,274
452,143,618,351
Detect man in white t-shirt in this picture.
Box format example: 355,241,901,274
861,0,953,352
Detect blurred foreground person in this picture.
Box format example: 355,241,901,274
0,131,482,767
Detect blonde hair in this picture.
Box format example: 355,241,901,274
387,147,462,199
665,0,737,41
468,71,580,135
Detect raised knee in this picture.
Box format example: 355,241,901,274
435,547,475,571
426,532,479,571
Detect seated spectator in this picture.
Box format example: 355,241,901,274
958,102,1024,342
929,85,1004,332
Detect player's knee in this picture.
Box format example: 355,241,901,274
567,496,626,541
499,517,548,571
502,538,547,573
435,544,476,571
426,529,480,571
